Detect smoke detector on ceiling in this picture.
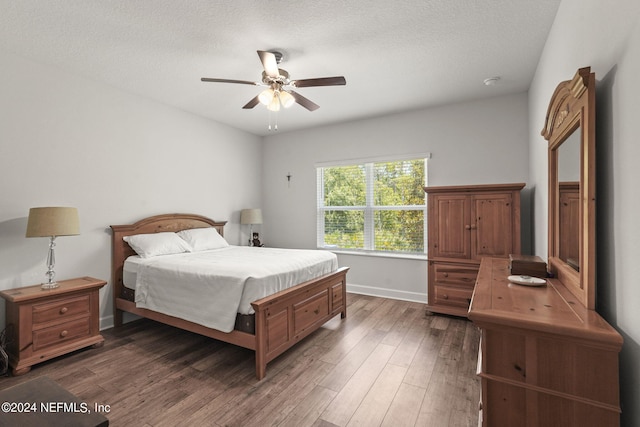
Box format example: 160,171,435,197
483,76,501,86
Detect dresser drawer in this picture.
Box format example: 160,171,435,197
32,295,90,325
32,317,91,351
434,284,473,308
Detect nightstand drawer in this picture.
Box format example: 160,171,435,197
33,317,91,351
32,295,90,325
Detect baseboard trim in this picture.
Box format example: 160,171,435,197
347,283,427,304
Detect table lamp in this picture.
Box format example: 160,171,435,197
26,207,80,289
240,208,262,246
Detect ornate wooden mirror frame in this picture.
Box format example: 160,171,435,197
541,67,596,309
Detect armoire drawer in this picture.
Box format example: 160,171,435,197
432,262,479,288
433,284,473,308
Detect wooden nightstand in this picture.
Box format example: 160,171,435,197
0,276,106,375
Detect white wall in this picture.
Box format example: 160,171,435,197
528,1,640,425
0,50,262,329
262,93,530,302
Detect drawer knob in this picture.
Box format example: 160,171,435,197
60,307,68,314
60,330,68,338
443,294,449,299
443,273,449,277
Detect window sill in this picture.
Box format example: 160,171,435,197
319,248,427,261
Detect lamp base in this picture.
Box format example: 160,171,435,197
41,282,59,290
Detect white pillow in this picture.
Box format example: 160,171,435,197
123,232,192,258
177,227,229,251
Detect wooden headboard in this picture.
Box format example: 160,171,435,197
110,213,227,308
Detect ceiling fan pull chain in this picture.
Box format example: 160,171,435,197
268,110,279,131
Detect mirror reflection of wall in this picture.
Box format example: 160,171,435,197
558,129,581,181
557,128,581,270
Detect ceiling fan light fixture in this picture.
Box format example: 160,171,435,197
258,88,275,106
267,94,281,112
279,90,295,108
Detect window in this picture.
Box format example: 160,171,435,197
317,155,428,255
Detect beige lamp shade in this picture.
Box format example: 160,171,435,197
240,208,263,225
26,207,80,237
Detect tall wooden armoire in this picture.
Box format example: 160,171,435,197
424,183,525,317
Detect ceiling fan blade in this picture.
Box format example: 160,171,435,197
291,76,346,88
242,95,261,109
257,50,280,78
289,90,320,111
201,77,258,85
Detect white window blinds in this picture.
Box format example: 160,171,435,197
317,156,427,254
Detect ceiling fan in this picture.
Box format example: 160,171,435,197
201,50,346,112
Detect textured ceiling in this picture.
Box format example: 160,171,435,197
0,1,561,136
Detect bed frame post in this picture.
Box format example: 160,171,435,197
114,308,123,327
254,309,267,380
110,225,128,328
339,271,348,320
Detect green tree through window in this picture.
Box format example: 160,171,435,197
317,157,427,254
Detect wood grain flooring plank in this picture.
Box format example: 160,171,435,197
319,343,396,426
215,344,335,426
415,318,471,427
346,363,407,427
278,385,338,427
315,295,385,353
402,326,445,388
240,360,335,427
388,319,429,368
430,314,451,331
381,305,428,347
381,382,427,427
318,329,387,392
371,298,410,332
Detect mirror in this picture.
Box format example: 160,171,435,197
541,67,596,309
557,129,580,270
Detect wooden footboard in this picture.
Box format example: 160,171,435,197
110,213,348,380
252,266,348,379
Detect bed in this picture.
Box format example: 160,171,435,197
110,213,349,380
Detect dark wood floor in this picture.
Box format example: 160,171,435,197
0,293,480,427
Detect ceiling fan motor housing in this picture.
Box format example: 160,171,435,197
269,51,284,64
262,69,290,86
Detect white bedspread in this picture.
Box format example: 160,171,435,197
127,246,338,333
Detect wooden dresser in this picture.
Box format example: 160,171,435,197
0,276,106,375
469,258,623,427
424,183,524,317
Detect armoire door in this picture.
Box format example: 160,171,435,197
429,194,471,259
471,193,514,259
